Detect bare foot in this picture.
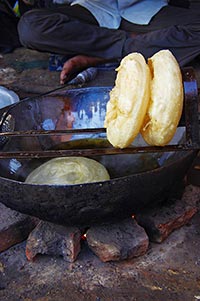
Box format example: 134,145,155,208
60,55,110,84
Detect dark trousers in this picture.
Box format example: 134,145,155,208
0,12,20,53
18,4,200,66
0,0,42,53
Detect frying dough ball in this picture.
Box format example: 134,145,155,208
141,50,183,146
25,157,110,185
104,52,150,148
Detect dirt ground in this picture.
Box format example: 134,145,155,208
0,186,200,301
0,48,116,99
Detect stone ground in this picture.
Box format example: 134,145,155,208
0,47,200,300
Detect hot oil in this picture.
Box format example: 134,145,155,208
48,138,162,179
7,138,162,183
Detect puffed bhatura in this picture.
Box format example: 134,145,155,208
25,157,110,185
104,52,150,148
141,50,183,146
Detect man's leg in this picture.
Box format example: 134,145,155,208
18,6,127,83
121,5,200,66
120,4,200,32
17,7,127,60
18,4,200,82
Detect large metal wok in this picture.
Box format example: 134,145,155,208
0,86,198,226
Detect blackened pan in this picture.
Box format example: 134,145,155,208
0,87,197,226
